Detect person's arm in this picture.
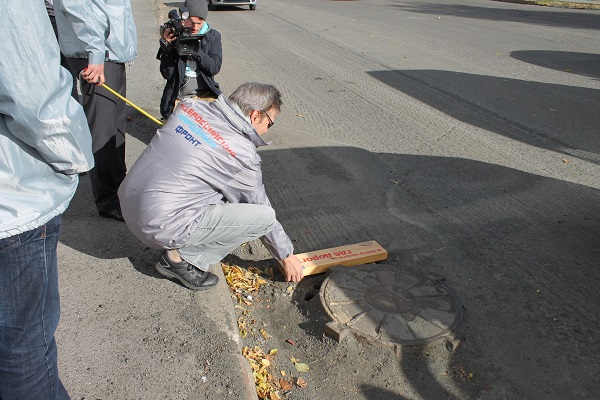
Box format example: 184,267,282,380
193,30,222,77
279,255,305,283
157,33,181,80
0,2,94,175
259,219,304,282
221,167,304,282
56,0,108,84
81,63,105,85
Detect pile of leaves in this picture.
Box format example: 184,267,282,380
222,263,269,306
222,262,310,398
222,263,269,338
242,346,281,399
241,346,310,399
222,263,280,397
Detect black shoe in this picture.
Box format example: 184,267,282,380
99,209,125,222
155,251,218,291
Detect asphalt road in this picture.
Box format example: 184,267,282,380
204,0,600,397
57,0,600,399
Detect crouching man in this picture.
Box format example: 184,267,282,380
118,82,304,290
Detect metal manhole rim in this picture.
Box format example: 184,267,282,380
319,264,464,346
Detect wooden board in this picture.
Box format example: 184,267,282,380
296,241,388,276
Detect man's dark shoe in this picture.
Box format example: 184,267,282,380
155,251,218,291
99,209,125,222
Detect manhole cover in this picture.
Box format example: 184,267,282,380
319,264,463,346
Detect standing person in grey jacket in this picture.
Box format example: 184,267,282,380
119,82,305,290
54,0,138,222
0,2,94,398
44,0,77,98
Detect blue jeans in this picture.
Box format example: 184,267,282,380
0,216,70,400
179,203,276,271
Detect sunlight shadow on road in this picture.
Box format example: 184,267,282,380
511,50,600,79
390,2,600,30
368,69,600,166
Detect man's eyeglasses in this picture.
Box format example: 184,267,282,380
262,110,274,128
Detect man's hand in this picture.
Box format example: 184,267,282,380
279,255,304,282
81,63,105,86
161,27,176,44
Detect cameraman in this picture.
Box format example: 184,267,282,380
158,0,222,120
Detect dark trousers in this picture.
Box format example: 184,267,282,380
66,59,128,212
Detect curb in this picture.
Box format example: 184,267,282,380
493,0,600,9
196,265,259,400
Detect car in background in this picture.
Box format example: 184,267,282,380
208,0,257,11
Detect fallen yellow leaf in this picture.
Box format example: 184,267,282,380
280,379,293,391
269,392,282,400
260,329,271,340
296,377,307,388
294,362,310,373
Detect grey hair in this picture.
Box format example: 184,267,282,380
228,82,282,116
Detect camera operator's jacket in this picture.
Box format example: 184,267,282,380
1,2,94,239
118,97,294,261
157,28,222,119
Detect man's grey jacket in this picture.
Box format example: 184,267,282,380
0,1,94,239
54,0,137,64
118,96,294,261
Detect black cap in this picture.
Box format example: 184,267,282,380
184,0,208,20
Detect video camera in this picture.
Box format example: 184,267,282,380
160,8,202,57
